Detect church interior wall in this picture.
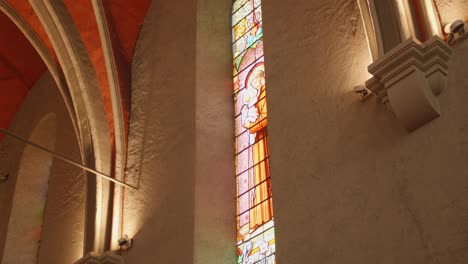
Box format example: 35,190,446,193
263,0,468,263
435,0,468,26
0,71,86,264
193,0,236,263
0,0,467,263
121,0,236,262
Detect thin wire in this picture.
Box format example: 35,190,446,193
0,128,137,190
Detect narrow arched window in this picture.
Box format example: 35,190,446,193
232,1,276,263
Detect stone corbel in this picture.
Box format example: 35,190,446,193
74,252,124,264
366,36,452,131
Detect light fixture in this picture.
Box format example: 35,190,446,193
354,85,372,101
118,235,133,252
445,19,466,45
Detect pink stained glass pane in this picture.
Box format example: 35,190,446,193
234,89,244,111
238,192,250,215
236,131,250,155
237,170,249,196
238,212,250,231
235,114,247,136
235,148,250,175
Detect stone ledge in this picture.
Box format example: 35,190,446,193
366,36,452,131
74,252,124,264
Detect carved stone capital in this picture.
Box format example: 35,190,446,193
74,252,124,264
366,36,452,131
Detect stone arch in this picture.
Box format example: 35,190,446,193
0,0,113,254
1,113,57,264
27,0,114,253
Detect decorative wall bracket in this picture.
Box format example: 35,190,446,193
366,36,452,131
74,252,124,264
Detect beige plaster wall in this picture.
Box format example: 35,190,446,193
0,71,86,264
121,0,197,261
262,0,468,263
194,0,236,262
122,0,235,263
2,113,57,264
435,0,468,25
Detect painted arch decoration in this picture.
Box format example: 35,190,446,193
232,0,276,263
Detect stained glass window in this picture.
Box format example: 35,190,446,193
232,1,276,263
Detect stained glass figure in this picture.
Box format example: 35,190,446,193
233,1,276,263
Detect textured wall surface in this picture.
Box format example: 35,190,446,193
435,0,468,25
122,0,235,263
194,0,236,263
2,113,57,264
122,0,197,263
3,1,467,263
263,0,468,263
0,71,85,264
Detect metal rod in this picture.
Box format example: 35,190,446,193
0,128,137,190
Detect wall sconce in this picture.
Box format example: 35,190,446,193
354,85,372,101
118,235,134,252
445,19,467,45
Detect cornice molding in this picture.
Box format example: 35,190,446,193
366,36,452,131
74,252,125,264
